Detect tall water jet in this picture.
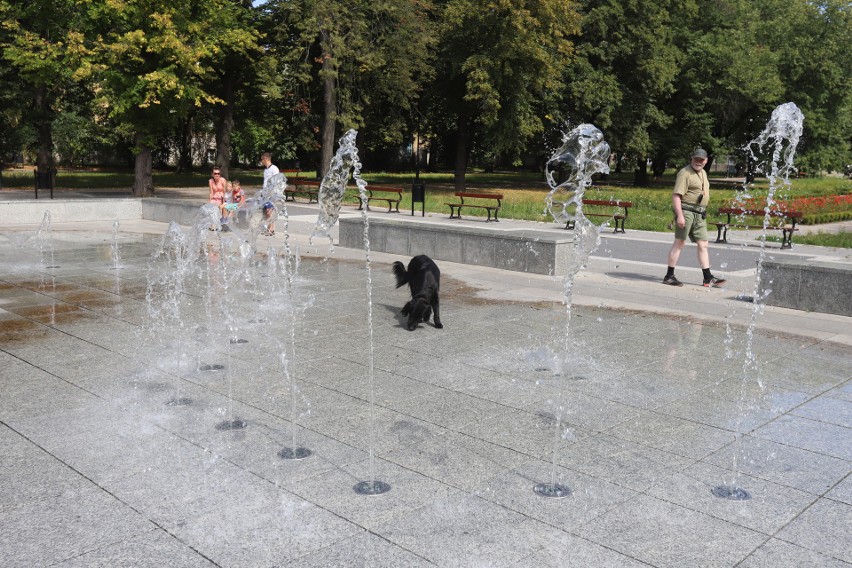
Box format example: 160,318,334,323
110,220,123,269
713,102,804,501
277,243,313,460
534,124,611,498
36,210,59,269
312,129,389,495
147,222,194,406
311,129,361,249
146,205,223,406
213,235,248,431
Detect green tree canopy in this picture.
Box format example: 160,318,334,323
429,0,581,189
271,0,435,176
78,0,254,195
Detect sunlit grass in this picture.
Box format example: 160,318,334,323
766,231,851,248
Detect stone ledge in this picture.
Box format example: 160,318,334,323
0,198,142,224
339,216,574,275
141,198,205,226
760,258,852,316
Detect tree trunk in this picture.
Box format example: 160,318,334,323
453,115,470,192
214,75,235,179
651,155,667,179
319,32,336,179
34,86,54,172
132,133,155,197
177,115,194,173
633,157,649,187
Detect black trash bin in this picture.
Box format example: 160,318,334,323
411,182,425,216
34,168,56,199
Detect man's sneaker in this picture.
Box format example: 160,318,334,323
703,276,727,287
662,275,683,287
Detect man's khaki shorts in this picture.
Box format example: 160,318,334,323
675,210,708,242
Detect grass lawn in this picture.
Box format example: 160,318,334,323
766,231,852,248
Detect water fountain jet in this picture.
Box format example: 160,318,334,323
713,102,804,501
534,124,611,499
311,129,390,494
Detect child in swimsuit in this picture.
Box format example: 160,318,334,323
223,180,245,225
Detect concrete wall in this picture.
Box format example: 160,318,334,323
761,258,852,317
0,198,142,225
141,199,207,226
339,217,573,275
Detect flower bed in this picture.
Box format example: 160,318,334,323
724,194,852,225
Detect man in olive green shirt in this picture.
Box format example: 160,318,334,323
663,148,727,287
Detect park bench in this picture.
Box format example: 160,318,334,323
357,186,404,213
445,192,503,222
281,168,302,179
712,207,802,249
564,199,633,233
284,179,320,203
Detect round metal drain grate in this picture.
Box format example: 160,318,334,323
353,480,391,495
278,447,312,460
533,483,571,498
215,419,247,431
711,485,751,500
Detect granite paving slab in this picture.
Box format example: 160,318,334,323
575,494,766,568
514,532,652,567
644,461,816,534
374,492,565,567
52,529,218,568
703,435,851,496
737,538,851,568
774,498,852,563
754,415,852,461
473,458,638,530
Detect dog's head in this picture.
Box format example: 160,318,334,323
406,298,430,331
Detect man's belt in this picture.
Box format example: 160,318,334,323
681,203,706,214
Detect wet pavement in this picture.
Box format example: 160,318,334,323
0,203,850,567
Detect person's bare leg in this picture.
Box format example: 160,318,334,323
696,239,710,269
667,239,686,267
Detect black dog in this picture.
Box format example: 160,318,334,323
392,255,443,331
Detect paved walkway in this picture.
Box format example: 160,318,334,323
0,190,850,567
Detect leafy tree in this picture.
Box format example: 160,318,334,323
206,0,263,179
775,0,851,173
562,0,684,183
666,0,785,174
0,0,83,171
271,0,435,177
428,0,581,190
78,0,244,195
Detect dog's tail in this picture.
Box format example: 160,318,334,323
391,261,409,288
